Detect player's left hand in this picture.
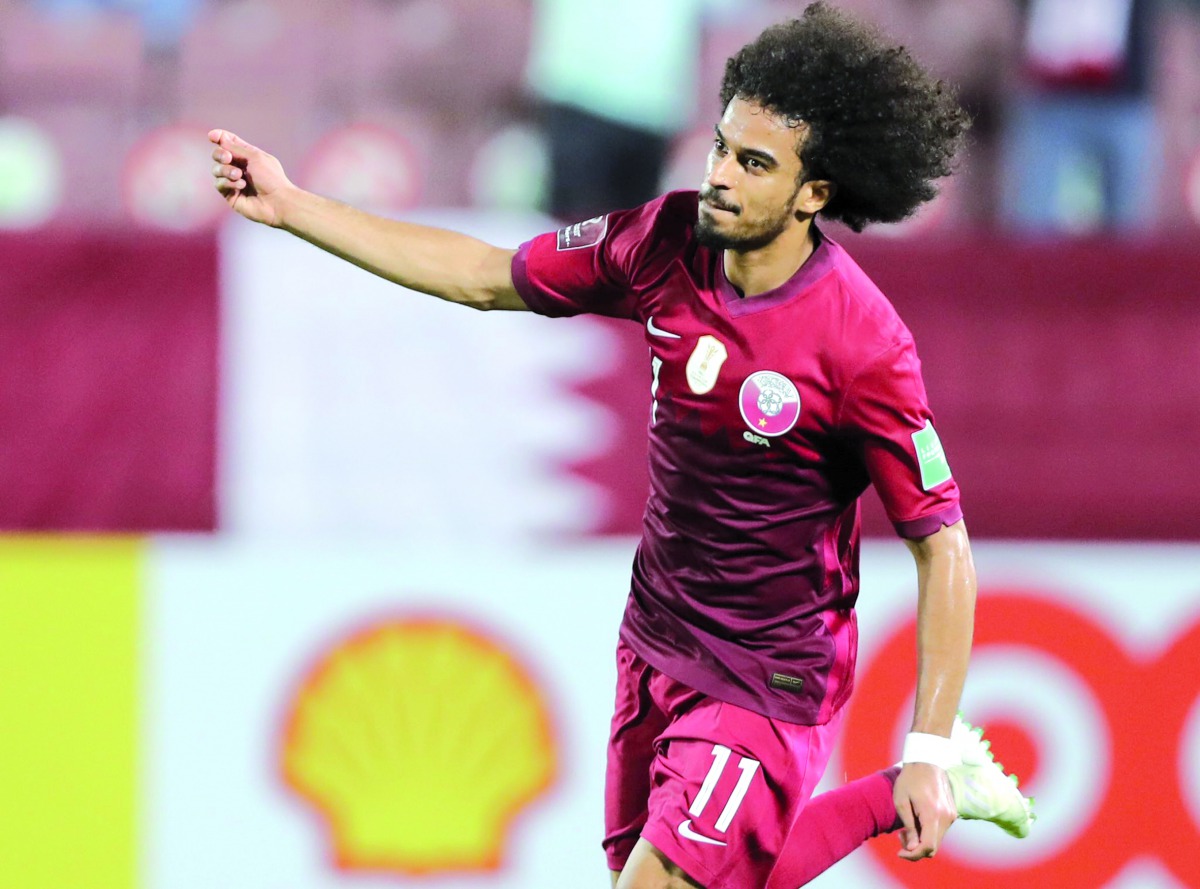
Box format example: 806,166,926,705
893,762,957,861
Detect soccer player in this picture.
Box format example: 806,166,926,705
210,4,1034,887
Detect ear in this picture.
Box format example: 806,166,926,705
796,179,836,215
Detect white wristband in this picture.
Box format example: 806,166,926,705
902,732,958,770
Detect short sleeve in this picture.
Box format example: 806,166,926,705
838,339,963,539
511,200,663,320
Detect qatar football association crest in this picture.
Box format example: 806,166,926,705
739,371,800,437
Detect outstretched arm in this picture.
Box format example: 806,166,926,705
209,129,528,311
892,518,976,861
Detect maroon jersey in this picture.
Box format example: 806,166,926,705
511,191,962,724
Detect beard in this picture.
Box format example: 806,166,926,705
694,185,802,252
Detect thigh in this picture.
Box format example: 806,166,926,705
617,838,705,889
639,697,842,889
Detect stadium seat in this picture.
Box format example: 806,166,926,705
178,0,324,165
13,103,130,224
0,6,143,109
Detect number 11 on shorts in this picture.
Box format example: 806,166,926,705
691,744,761,831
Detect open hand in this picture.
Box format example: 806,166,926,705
208,129,294,227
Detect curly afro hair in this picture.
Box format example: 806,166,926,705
720,2,970,232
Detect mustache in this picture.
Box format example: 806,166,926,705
699,187,740,214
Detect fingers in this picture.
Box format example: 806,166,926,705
895,798,918,854
207,128,245,147
896,798,916,841
208,129,253,166
209,133,243,190
211,160,247,197
214,177,245,197
896,802,953,862
902,811,945,859
212,162,242,181
208,128,255,198
214,177,246,194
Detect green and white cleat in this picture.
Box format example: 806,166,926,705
946,715,1036,839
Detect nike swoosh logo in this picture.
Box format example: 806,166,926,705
677,819,727,846
647,316,681,339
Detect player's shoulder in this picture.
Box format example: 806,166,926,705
604,190,699,275
656,189,702,223
619,190,698,245
604,190,696,233
820,234,914,356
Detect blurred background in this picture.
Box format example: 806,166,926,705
1,0,1199,887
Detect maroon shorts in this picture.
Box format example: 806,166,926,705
604,638,842,888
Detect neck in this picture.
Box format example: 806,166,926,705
723,218,817,298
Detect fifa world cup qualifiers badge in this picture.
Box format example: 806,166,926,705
739,371,801,437
556,215,608,251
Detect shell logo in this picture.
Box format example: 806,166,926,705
281,618,559,874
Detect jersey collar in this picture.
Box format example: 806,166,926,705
715,226,838,317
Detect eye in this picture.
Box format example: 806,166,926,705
745,157,763,170
713,138,728,155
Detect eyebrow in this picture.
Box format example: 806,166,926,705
714,125,780,171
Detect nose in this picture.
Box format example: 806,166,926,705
706,151,738,190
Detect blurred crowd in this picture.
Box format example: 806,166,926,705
2,0,1200,235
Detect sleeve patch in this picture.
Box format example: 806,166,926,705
912,420,953,490
556,215,608,251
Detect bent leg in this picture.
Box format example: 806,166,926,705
765,767,902,889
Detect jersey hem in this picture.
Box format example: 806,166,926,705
619,623,833,727
893,503,964,539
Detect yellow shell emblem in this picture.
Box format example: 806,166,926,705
281,618,558,873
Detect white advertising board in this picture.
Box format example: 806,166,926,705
144,539,1200,888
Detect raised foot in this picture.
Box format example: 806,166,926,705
946,715,1036,839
